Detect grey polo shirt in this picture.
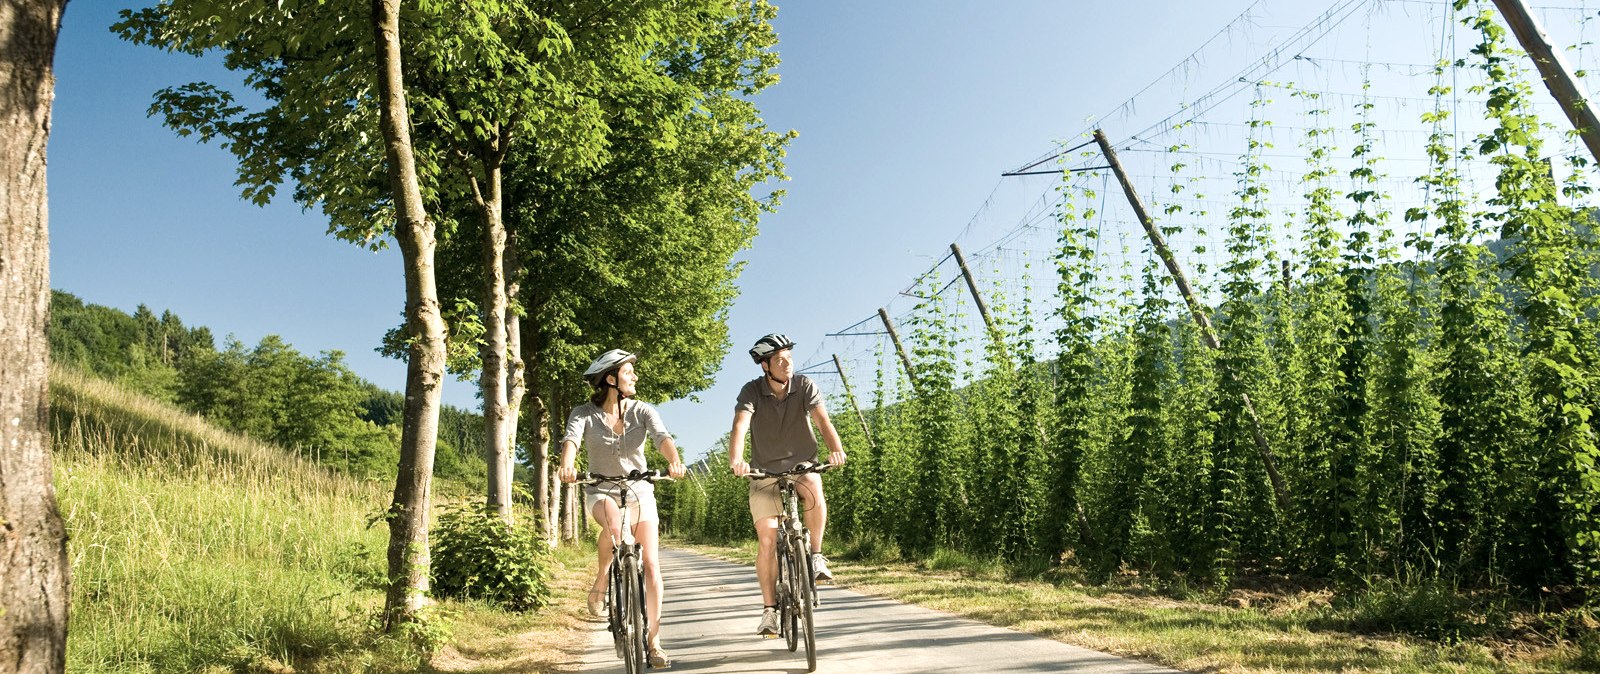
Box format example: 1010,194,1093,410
735,374,824,472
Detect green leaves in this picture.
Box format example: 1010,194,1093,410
430,506,554,612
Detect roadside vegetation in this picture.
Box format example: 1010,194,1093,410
53,367,582,673
672,539,1599,673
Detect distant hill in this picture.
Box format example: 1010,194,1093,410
49,289,485,479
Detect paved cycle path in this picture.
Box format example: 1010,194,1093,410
576,547,1183,673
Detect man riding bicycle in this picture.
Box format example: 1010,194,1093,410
727,333,847,637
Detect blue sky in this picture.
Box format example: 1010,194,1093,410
49,1,1599,462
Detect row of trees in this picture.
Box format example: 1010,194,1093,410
672,1,1600,598
49,290,487,478
111,0,789,629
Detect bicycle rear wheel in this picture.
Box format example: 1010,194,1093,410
771,537,794,651
608,556,625,660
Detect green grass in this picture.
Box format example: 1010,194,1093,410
669,537,1597,674
53,367,420,673
430,542,600,673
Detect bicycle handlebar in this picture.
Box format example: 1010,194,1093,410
576,469,675,486
741,462,835,480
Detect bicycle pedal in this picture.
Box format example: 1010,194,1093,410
762,633,780,640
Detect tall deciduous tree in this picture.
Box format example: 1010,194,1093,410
0,0,70,670
502,0,790,538
413,0,749,521
115,0,452,627
370,0,446,626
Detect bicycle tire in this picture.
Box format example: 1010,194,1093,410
621,552,646,674
769,535,790,651
608,556,626,660
787,534,807,653
800,538,817,672
634,553,650,672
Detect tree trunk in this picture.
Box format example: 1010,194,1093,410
474,155,514,523
528,389,552,542
564,480,580,542
557,481,570,542
1,2,70,670
371,0,446,629
518,280,554,540
504,231,526,513
546,464,560,546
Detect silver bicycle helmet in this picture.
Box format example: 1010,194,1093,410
748,333,796,363
583,348,637,387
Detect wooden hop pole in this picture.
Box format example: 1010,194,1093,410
832,354,877,450
1093,128,1293,514
950,242,1015,372
1490,0,1600,165
878,307,918,389
951,244,1000,342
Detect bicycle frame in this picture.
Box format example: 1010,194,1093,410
578,470,669,674
745,462,832,672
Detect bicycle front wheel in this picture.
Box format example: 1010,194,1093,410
787,535,809,654
799,540,817,671
620,552,646,674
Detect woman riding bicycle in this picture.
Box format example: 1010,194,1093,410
558,348,686,668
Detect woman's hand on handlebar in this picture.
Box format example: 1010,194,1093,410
558,464,578,484
668,461,686,479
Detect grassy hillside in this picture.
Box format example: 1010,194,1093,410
51,366,417,673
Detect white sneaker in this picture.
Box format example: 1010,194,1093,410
756,606,780,636
812,553,834,582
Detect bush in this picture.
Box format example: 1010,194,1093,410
1574,628,1600,672
926,547,1003,577
1316,577,1504,643
839,533,901,564
430,507,553,612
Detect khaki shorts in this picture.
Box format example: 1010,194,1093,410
748,478,784,521
748,475,820,522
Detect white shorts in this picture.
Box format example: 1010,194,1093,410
586,486,659,526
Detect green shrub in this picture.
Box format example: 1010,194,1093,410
1316,577,1503,643
925,547,1003,577
430,507,553,612
840,533,901,564
1574,628,1600,672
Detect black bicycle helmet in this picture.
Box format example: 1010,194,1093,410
583,348,637,387
748,333,796,363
